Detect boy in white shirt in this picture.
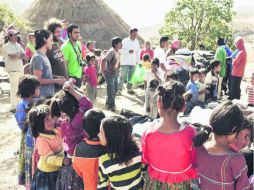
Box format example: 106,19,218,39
144,58,164,90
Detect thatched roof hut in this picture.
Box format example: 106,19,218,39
22,0,144,49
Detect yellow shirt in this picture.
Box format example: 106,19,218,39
142,61,151,70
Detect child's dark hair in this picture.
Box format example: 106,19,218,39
165,70,178,81
111,37,122,48
152,58,160,66
149,79,159,89
17,75,40,98
34,29,51,50
156,80,186,111
28,105,50,138
160,36,169,44
101,115,139,165
86,40,93,48
83,109,105,139
193,101,244,147
239,117,254,143
189,68,199,76
143,54,150,61
210,60,220,70
95,49,102,57
50,90,79,119
198,68,206,75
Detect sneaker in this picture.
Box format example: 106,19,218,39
127,89,135,94
116,91,122,96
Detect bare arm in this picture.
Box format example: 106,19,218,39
33,70,65,85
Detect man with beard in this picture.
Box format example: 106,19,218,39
61,24,83,87
45,18,68,91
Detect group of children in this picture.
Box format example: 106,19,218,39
15,74,253,190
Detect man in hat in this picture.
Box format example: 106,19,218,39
118,28,140,94
2,29,26,112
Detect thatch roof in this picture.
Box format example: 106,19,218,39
22,0,144,49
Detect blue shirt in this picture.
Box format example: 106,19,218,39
31,51,54,97
15,100,34,148
186,80,199,104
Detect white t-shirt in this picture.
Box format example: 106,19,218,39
144,69,164,86
2,42,25,73
154,46,166,64
120,37,140,66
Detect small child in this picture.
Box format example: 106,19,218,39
84,53,97,103
144,58,163,90
246,73,254,107
50,81,92,156
142,80,197,189
29,105,72,190
15,75,40,188
73,109,105,190
193,101,250,190
197,68,207,107
141,54,151,70
97,116,144,189
185,68,199,115
145,79,159,119
205,60,221,101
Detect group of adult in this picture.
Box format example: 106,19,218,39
215,37,247,101
2,18,248,113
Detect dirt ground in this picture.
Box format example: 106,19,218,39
0,41,253,189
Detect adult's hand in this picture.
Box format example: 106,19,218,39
54,78,66,85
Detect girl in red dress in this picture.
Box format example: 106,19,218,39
142,80,197,189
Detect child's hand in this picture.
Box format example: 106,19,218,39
62,158,72,166
62,81,74,92
146,107,150,112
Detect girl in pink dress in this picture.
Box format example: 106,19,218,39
193,101,250,190
142,80,197,189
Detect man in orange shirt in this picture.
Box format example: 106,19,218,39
73,109,105,190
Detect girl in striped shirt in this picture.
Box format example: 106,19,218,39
97,116,144,190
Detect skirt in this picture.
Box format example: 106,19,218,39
25,146,33,190
31,169,59,190
56,165,84,190
143,172,193,190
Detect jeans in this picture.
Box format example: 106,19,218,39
105,74,118,108
229,76,242,100
118,65,135,91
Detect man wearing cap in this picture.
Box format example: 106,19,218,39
2,29,26,111
118,28,140,94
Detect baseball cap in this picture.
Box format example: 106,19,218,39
7,29,20,36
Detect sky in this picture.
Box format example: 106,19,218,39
104,0,176,28
104,0,254,28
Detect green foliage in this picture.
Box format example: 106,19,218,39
0,3,31,33
160,0,235,51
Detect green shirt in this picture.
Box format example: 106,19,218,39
61,40,82,78
215,46,227,77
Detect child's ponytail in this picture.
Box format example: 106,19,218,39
192,123,213,147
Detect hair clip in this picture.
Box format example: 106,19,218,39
36,107,49,116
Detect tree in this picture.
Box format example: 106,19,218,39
160,0,235,50
0,4,31,33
